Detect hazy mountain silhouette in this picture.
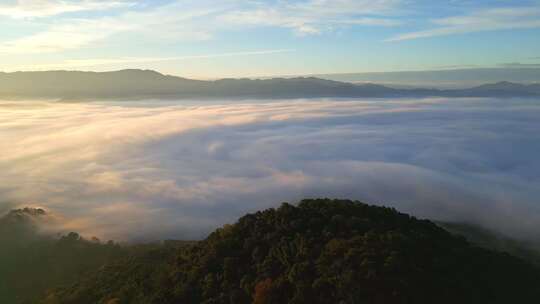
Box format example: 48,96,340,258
0,69,539,100
314,68,540,89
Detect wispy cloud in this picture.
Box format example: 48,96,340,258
1,1,539,73
0,0,403,54
0,0,132,19
220,0,403,35
0,1,224,54
0,18,135,53
387,6,540,41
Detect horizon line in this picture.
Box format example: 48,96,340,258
1,66,540,82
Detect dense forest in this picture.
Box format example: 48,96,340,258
2,199,540,304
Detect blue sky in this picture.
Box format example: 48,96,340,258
0,0,539,78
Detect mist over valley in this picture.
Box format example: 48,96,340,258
2,97,539,244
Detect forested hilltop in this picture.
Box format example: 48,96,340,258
2,200,539,303
28,199,539,304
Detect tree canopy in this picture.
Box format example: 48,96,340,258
38,199,540,304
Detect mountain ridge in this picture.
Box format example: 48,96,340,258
311,68,540,89
0,69,538,100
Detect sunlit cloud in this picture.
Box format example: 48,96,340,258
10,49,295,70
0,1,225,54
0,0,132,19
0,18,135,53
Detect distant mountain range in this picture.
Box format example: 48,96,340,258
313,67,540,89
1,69,539,100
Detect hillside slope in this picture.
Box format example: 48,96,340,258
41,199,540,304
0,208,126,304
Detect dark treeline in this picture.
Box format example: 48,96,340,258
0,208,127,303
2,200,540,303
440,222,540,266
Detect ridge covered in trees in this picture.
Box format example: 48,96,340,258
33,199,540,304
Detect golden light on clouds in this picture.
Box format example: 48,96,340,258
1,98,539,241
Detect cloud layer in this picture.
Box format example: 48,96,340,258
1,98,539,242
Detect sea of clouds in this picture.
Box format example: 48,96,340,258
0,98,539,242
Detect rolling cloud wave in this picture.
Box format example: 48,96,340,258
1,98,539,242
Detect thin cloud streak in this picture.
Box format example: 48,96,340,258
10,49,295,71
220,0,403,35
387,6,540,41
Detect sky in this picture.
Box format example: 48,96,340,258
0,0,539,78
